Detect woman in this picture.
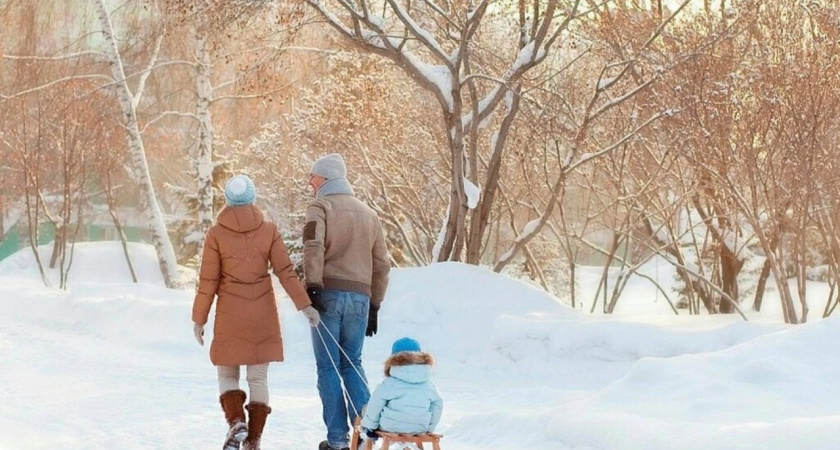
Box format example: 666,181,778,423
192,174,321,450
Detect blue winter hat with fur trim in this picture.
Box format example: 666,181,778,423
391,337,421,354
224,175,256,206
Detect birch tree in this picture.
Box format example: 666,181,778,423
91,0,179,287
155,0,304,260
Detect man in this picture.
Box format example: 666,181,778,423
303,153,390,450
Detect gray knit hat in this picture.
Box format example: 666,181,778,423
310,153,347,180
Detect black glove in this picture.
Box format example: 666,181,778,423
365,428,379,440
307,286,326,314
365,305,379,337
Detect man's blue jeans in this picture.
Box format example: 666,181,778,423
311,289,371,448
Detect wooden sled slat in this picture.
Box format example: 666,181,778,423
351,417,443,450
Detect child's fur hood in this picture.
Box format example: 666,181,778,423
384,351,434,377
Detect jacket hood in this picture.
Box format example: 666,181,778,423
385,351,434,384
217,205,264,233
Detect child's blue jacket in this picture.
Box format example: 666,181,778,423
361,351,444,434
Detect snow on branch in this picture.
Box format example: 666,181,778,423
140,111,199,133
1,50,108,61
387,0,452,68
496,218,543,263
591,75,658,120
565,112,663,173
133,34,164,109
211,84,291,103
95,60,195,92
0,74,114,100
310,0,461,111
306,1,357,37
461,38,548,129
419,0,459,28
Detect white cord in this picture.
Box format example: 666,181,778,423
314,322,371,419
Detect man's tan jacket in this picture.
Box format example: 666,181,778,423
303,194,390,306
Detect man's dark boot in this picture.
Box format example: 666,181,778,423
319,440,350,450
242,402,272,450
220,389,248,450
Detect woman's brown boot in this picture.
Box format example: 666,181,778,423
220,389,248,450
242,402,272,450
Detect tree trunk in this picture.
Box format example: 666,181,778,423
752,230,780,311
795,228,808,323
93,0,178,288
106,172,138,283
193,32,215,262
435,111,467,262
466,87,522,265
48,225,64,269
769,243,798,323
22,152,49,287
693,196,743,313
717,247,742,313
591,232,622,313
753,259,772,311
569,260,576,309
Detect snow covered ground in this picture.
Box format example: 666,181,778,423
2,242,840,449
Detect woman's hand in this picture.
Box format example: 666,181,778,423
193,322,205,346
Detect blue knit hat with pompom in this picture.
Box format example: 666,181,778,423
391,337,421,354
224,175,256,206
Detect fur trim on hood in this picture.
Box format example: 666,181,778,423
384,351,434,377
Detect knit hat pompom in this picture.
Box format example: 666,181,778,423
224,175,256,206
391,337,421,354
310,153,347,180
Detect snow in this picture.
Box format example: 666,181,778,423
367,14,384,28
521,217,540,236
597,76,616,90
403,54,453,111
0,241,165,287
463,178,480,209
389,0,445,59
513,41,536,71
497,218,543,264
3,242,840,449
431,205,449,262
2,201,24,234
358,30,454,112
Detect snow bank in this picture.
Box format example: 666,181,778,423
492,316,784,364
0,241,165,286
536,317,840,449
360,262,574,364
0,243,192,364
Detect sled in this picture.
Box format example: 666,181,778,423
350,417,442,450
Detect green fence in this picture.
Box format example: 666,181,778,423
0,223,146,262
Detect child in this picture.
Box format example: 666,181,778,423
361,337,444,437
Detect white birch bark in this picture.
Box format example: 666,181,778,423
193,32,215,260
92,0,179,288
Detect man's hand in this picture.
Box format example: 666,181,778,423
365,305,379,337
307,286,326,314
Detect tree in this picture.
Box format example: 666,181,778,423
152,0,306,262
305,0,587,263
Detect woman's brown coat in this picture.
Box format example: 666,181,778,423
192,205,311,366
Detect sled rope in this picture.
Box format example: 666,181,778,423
314,322,371,419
